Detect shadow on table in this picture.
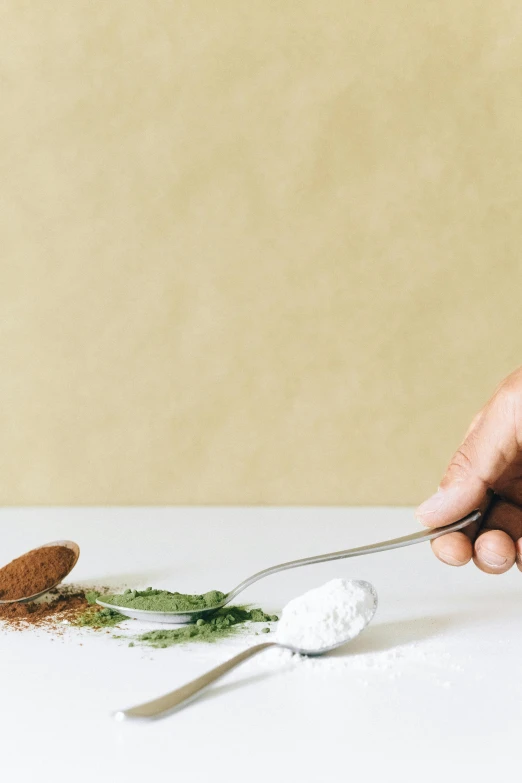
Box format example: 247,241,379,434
199,670,278,705
71,567,176,589
329,613,466,659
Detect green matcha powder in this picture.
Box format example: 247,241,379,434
102,587,227,612
73,591,129,628
134,606,277,648
101,588,278,648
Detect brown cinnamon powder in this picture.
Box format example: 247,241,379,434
0,586,126,633
0,590,89,629
0,546,75,600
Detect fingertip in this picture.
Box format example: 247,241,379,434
474,530,516,575
415,489,448,527
416,483,484,529
431,532,473,567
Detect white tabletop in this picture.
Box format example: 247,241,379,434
1,507,520,783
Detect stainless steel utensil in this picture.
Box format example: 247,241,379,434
98,509,481,624
115,579,378,720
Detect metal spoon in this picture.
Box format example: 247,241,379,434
98,509,481,624
114,579,378,721
0,540,80,604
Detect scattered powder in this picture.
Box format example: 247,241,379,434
74,609,127,628
0,580,276,646
102,588,226,612
237,618,462,689
0,589,89,631
0,546,76,600
130,606,278,648
240,637,455,685
73,591,128,627
0,585,127,634
276,578,377,651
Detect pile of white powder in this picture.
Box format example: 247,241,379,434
275,578,378,652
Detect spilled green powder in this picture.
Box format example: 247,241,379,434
73,590,129,628
74,606,129,628
102,588,226,612
125,605,278,649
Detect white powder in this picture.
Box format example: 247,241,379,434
275,578,377,652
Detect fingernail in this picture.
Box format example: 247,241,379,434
437,550,467,567
475,544,507,568
415,489,447,519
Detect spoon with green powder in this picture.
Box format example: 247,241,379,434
98,509,481,624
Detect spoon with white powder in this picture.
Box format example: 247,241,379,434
115,578,377,721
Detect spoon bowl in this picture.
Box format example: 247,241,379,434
94,601,214,625
0,540,80,605
115,580,378,720
277,579,378,656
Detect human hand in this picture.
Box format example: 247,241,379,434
415,367,522,574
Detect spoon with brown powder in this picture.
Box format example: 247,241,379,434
0,540,80,604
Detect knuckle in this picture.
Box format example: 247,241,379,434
489,385,522,449
497,386,519,413
464,410,484,439
445,447,475,481
490,377,522,418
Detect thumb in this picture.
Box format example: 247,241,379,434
415,395,518,528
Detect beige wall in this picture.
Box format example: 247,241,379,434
1,1,521,505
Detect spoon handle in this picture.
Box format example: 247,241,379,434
226,508,483,602
115,642,275,720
